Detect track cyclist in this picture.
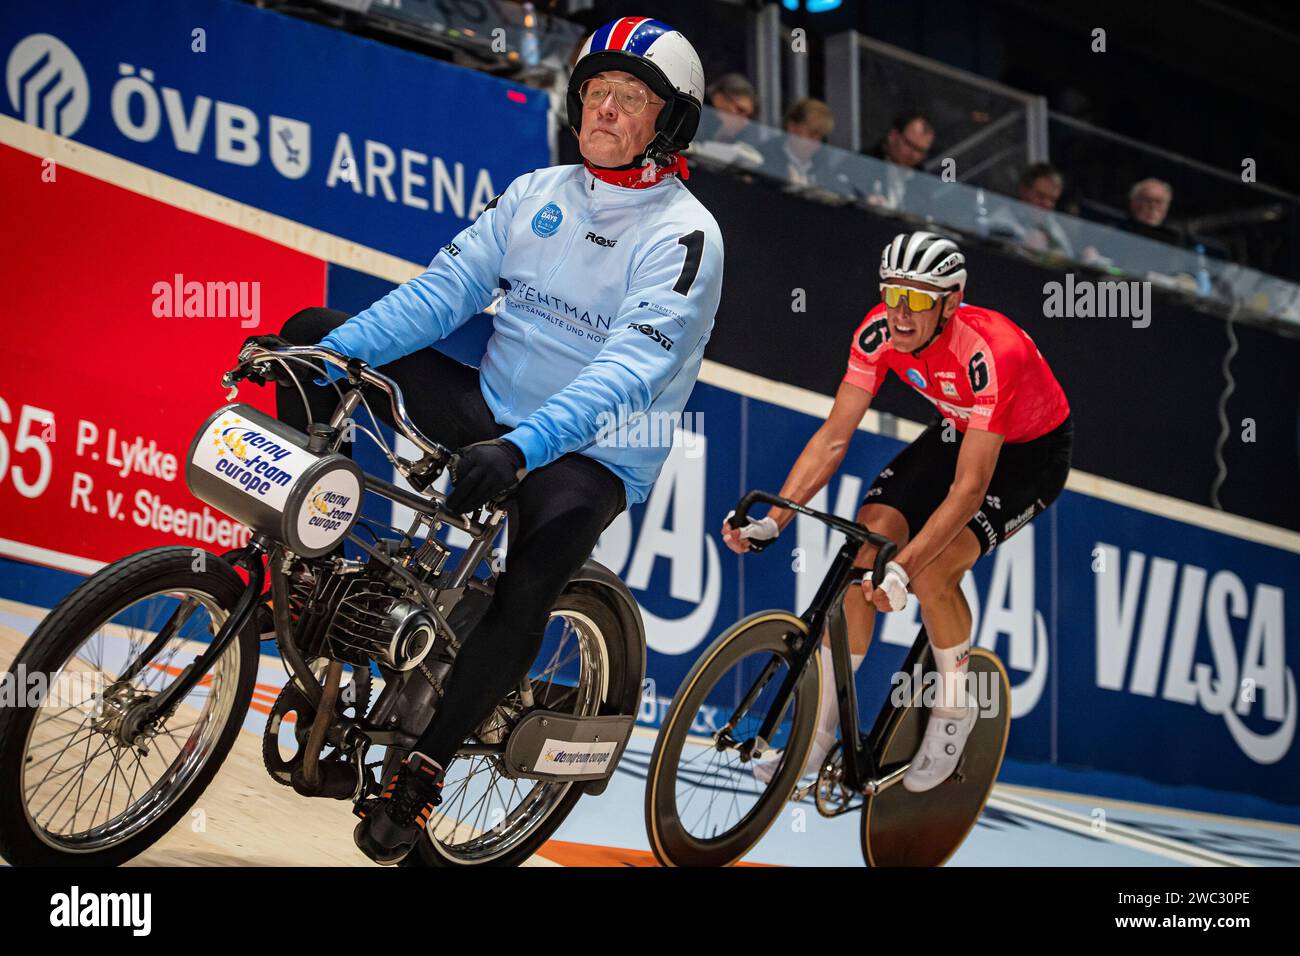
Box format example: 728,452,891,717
724,231,1071,792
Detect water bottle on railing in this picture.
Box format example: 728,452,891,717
1194,243,1213,298
521,2,540,68
974,188,990,239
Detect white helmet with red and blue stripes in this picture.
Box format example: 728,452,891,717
567,17,705,158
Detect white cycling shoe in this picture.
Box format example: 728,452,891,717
751,729,837,785
902,704,978,793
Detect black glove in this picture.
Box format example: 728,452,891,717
241,333,292,356
240,334,294,385
446,439,527,513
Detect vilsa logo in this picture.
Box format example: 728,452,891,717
1094,543,1294,764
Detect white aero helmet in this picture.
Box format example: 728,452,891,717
880,231,967,293
567,17,705,158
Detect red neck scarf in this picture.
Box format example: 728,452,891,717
584,154,690,189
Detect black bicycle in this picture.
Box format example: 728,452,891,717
645,490,1011,867
0,344,645,867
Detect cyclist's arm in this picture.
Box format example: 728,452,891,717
317,180,522,372
499,227,723,470
895,427,1003,577
766,381,873,531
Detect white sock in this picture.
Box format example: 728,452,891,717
929,638,971,718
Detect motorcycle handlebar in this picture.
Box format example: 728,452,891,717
227,344,453,466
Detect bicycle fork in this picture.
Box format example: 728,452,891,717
725,540,857,761
116,538,269,748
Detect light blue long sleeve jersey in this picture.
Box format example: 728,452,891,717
319,163,724,506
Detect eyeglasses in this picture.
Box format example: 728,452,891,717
881,284,946,311
1132,192,1170,207
579,77,664,117
714,92,755,119
901,135,929,154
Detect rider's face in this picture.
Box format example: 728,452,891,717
882,278,961,353
577,70,665,167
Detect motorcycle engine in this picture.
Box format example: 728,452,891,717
325,579,438,672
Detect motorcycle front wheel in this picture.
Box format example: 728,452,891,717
0,547,259,866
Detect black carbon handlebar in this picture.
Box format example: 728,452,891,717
727,489,899,584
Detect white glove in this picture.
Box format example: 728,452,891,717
864,561,910,611
725,510,779,546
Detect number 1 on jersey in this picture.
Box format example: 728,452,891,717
673,230,704,296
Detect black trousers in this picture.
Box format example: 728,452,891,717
274,308,626,767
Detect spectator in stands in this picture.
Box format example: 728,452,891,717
690,73,764,168
1020,162,1065,210
1130,177,1172,227
871,111,935,168
1125,177,1229,288
759,97,839,189
865,111,935,210
696,73,759,145
1124,177,1184,245
1082,176,1193,280
988,162,1075,257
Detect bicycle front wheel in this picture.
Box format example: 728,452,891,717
645,611,820,866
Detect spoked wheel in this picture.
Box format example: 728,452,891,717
409,583,627,867
860,648,1010,866
645,611,820,867
0,547,259,866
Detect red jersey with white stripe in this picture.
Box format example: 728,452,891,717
843,302,1070,443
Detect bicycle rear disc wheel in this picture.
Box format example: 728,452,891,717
645,611,819,867
860,648,1010,867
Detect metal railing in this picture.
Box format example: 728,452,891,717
1047,113,1300,277
685,103,1300,330
315,0,587,71
312,0,1300,328
823,31,1048,193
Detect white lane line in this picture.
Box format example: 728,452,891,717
997,779,1300,835
986,790,1253,867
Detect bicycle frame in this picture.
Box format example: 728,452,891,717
725,490,931,797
